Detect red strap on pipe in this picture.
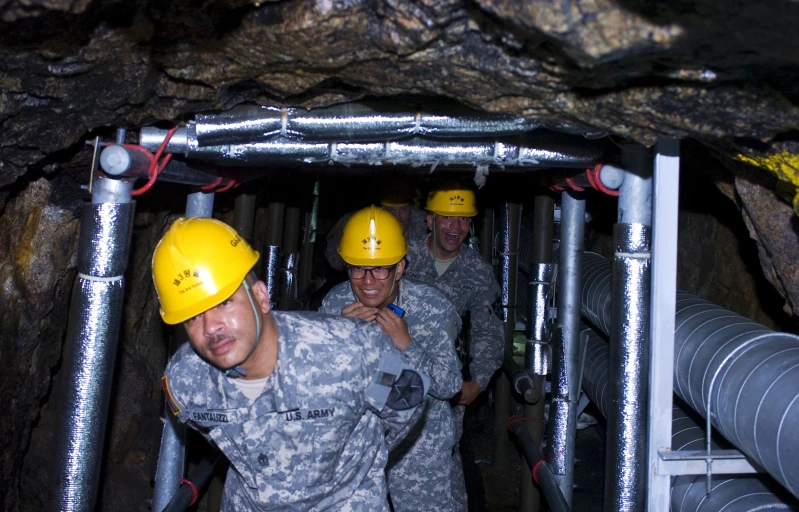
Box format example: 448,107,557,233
178,477,199,506
532,459,546,484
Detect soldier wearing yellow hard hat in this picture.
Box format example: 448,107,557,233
402,182,503,512
320,206,463,512
151,217,429,510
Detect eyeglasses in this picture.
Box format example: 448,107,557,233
347,265,396,280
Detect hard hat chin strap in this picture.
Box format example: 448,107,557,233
225,279,263,379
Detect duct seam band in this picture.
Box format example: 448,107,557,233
415,111,421,134
281,107,288,137
78,273,123,282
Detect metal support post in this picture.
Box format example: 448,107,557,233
647,139,680,510
605,145,652,512
48,176,135,511
233,190,257,242
493,203,521,468
547,189,585,505
152,189,215,512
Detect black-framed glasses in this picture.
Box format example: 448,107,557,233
347,265,396,280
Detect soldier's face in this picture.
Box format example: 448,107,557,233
349,259,406,308
427,214,471,257
381,204,411,231
182,283,264,371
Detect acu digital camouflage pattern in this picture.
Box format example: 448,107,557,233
325,208,429,270
320,277,463,511
163,311,429,511
403,234,504,512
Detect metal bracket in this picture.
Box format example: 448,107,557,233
657,449,764,476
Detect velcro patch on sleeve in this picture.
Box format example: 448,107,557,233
161,376,182,415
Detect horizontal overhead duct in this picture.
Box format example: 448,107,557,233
187,102,607,146
139,128,609,171
580,251,799,500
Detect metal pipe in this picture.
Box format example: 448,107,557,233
99,145,222,186
140,128,608,171
298,181,320,297
232,191,257,242
605,221,652,512
278,206,300,310
509,418,572,512
152,189,215,512
502,352,541,404
582,326,799,511
264,203,284,308
547,189,585,504
164,102,605,148
48,176,135,511
493,203,522,468
162,453,225,512
604,145,653,512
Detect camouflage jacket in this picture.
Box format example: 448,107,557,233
319,278,463,508
403,235,503,390
163,311,429,511
325,208,428,271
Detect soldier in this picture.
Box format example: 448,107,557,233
319,206,463,512
402,184,503,512
153,217,429,511
325,179,428,271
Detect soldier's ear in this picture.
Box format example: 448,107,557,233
251,280,271,314
395,258,406,281
426,213,433,231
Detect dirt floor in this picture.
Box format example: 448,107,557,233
461,394,605,512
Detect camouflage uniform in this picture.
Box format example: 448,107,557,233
403,234,503,512
325,208,428,270
320,277,463,511
162,311,429,511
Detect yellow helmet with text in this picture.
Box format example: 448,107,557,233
338,205,407,266
426,185,478,217
152,217,260,325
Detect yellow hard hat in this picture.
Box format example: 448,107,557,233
152,217,260,325
338,205,407,266
426,186,478,217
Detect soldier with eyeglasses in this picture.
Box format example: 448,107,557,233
320,206,463,512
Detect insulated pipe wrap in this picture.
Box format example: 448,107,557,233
78,202,134,276
50,201,134,511
264,246,280,307
674,292,799,498
582,327,799,511
606,223,651,512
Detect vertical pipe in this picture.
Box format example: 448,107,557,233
152,189,215,512
264,202,284,308
479,207,494,264
520,195,554,512
547,190,585,505
233,191,256,241
493,203,521,468
48,176,135,511
605,145,652,512
647,139,680,510
298,180,320,296
278,207,301,310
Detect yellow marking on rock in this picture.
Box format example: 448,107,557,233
734,152,799,215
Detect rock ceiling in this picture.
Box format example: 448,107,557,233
0,0,798,311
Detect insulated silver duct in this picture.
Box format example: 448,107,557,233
264,246,280,307
606,223,651,512
140,129,607,170
581,252,799,501
166,102,605,147
547,190,585,504
49,177,135,511
582,326,799,511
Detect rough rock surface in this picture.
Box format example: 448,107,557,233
2,0,799,510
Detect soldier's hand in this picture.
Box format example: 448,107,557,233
341,301,378,322
375,308,412,351
456,380,483,405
